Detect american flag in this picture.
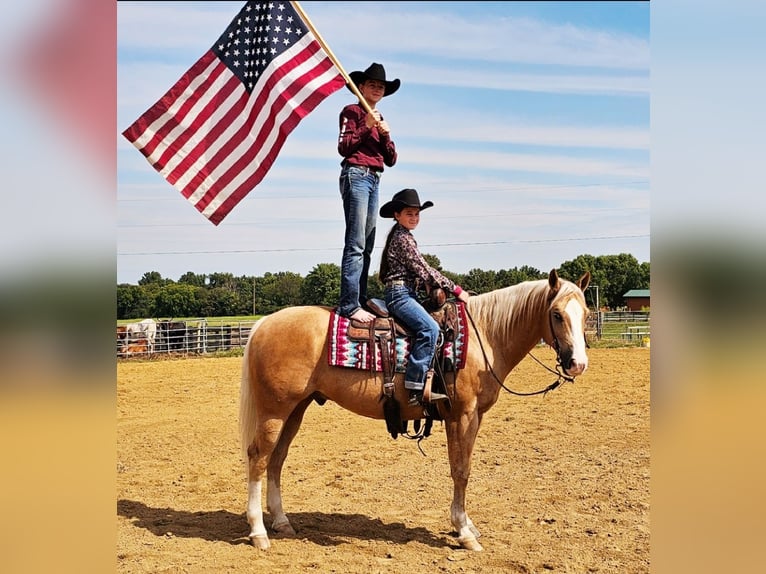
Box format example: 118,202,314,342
122,1,345,226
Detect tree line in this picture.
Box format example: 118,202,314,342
117,253,649,320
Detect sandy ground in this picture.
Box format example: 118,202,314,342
117,346,649,573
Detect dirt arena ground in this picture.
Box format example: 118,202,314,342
117,347,649,573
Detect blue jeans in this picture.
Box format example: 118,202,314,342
338,165,380,317
385,285,439,390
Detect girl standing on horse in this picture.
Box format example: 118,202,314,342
378,189,470,407
337,63,400,324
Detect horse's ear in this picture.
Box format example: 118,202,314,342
577,271,591,292
548,269,560,293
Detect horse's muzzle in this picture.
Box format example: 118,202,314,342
560,352,588,377
567,362,587,377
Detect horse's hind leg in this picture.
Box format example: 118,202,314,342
245,415,282,549
246,404,303,549
266,396,313,536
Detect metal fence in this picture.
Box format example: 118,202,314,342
117,319,258,358
600,311,649,323
586,311,650,346
117,310,651,358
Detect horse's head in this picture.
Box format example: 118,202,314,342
546,269,591,377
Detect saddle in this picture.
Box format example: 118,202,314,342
345,288,460,440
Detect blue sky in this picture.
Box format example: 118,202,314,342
117,1,649,285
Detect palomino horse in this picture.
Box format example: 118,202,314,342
240,269,590,551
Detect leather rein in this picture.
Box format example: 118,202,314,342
463,304,580,397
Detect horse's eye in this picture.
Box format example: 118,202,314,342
553,311,563,322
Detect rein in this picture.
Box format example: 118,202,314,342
463,305,575,397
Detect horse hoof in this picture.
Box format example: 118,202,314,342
469,525,482,538
249,534,271,550
458,535,484,551
272,520,296,536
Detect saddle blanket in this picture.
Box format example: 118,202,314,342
327,303,468,372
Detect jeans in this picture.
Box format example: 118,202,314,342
385,285,439,390
338,165,380,317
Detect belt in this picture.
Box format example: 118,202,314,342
345,164,382,176
385,280,406,288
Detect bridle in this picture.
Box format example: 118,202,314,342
463,303,582,398
400,297,585,453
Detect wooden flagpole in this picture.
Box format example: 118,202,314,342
291,1,374,115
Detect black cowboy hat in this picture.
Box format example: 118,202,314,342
379,188,434,218
347,62,400,97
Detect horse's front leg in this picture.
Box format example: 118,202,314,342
445,408,484,551
266,397,313,536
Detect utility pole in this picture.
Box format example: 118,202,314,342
252,277,256,316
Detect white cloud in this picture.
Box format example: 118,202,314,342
311,4,649,70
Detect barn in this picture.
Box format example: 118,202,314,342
623,289,650,311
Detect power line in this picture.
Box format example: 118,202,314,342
117,206,649,229
118,234,649,256
117,179,649,202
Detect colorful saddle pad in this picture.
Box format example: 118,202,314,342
327,303,468,372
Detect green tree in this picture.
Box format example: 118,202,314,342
255,271,304,314
600,253,645,309
559,253,647,309
422,253,442,270
207,272,236,291
463,268,497,294
638,261,650,289
138,271,171,286
421,253,464,289
236,276,258,315
201,287,240,316
301,263,341,306
494,266,546,288
178,272,207,287
367,273,384,300
153,283,200,318
117,284,153,319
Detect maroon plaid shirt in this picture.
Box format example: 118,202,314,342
337,103,397,171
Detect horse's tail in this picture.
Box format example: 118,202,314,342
239,316,267,466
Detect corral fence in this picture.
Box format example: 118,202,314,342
117,318,258,358
586,310,650,346
117,310,650,358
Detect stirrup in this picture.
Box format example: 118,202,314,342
408,389,448,407
422,369,448,404
422,388,449,404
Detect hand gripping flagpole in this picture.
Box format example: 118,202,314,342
291,1,375,115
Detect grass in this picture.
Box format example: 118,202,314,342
590,321,651,348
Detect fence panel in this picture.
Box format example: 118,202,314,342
117,319,257,358
118,310,651,358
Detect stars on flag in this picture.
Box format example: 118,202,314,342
213,2,306,91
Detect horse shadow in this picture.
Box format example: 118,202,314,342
117,499,458,549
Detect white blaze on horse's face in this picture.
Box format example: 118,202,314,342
561,297,589,376
547,270,590,377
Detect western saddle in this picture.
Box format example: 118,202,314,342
344,288,460,439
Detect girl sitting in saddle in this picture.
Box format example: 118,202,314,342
378,189,471,407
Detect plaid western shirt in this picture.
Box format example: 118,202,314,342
381,224,457,294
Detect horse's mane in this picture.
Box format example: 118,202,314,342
467,278,582,347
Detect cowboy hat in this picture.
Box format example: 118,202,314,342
347,62,400,97
379,188,434,218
